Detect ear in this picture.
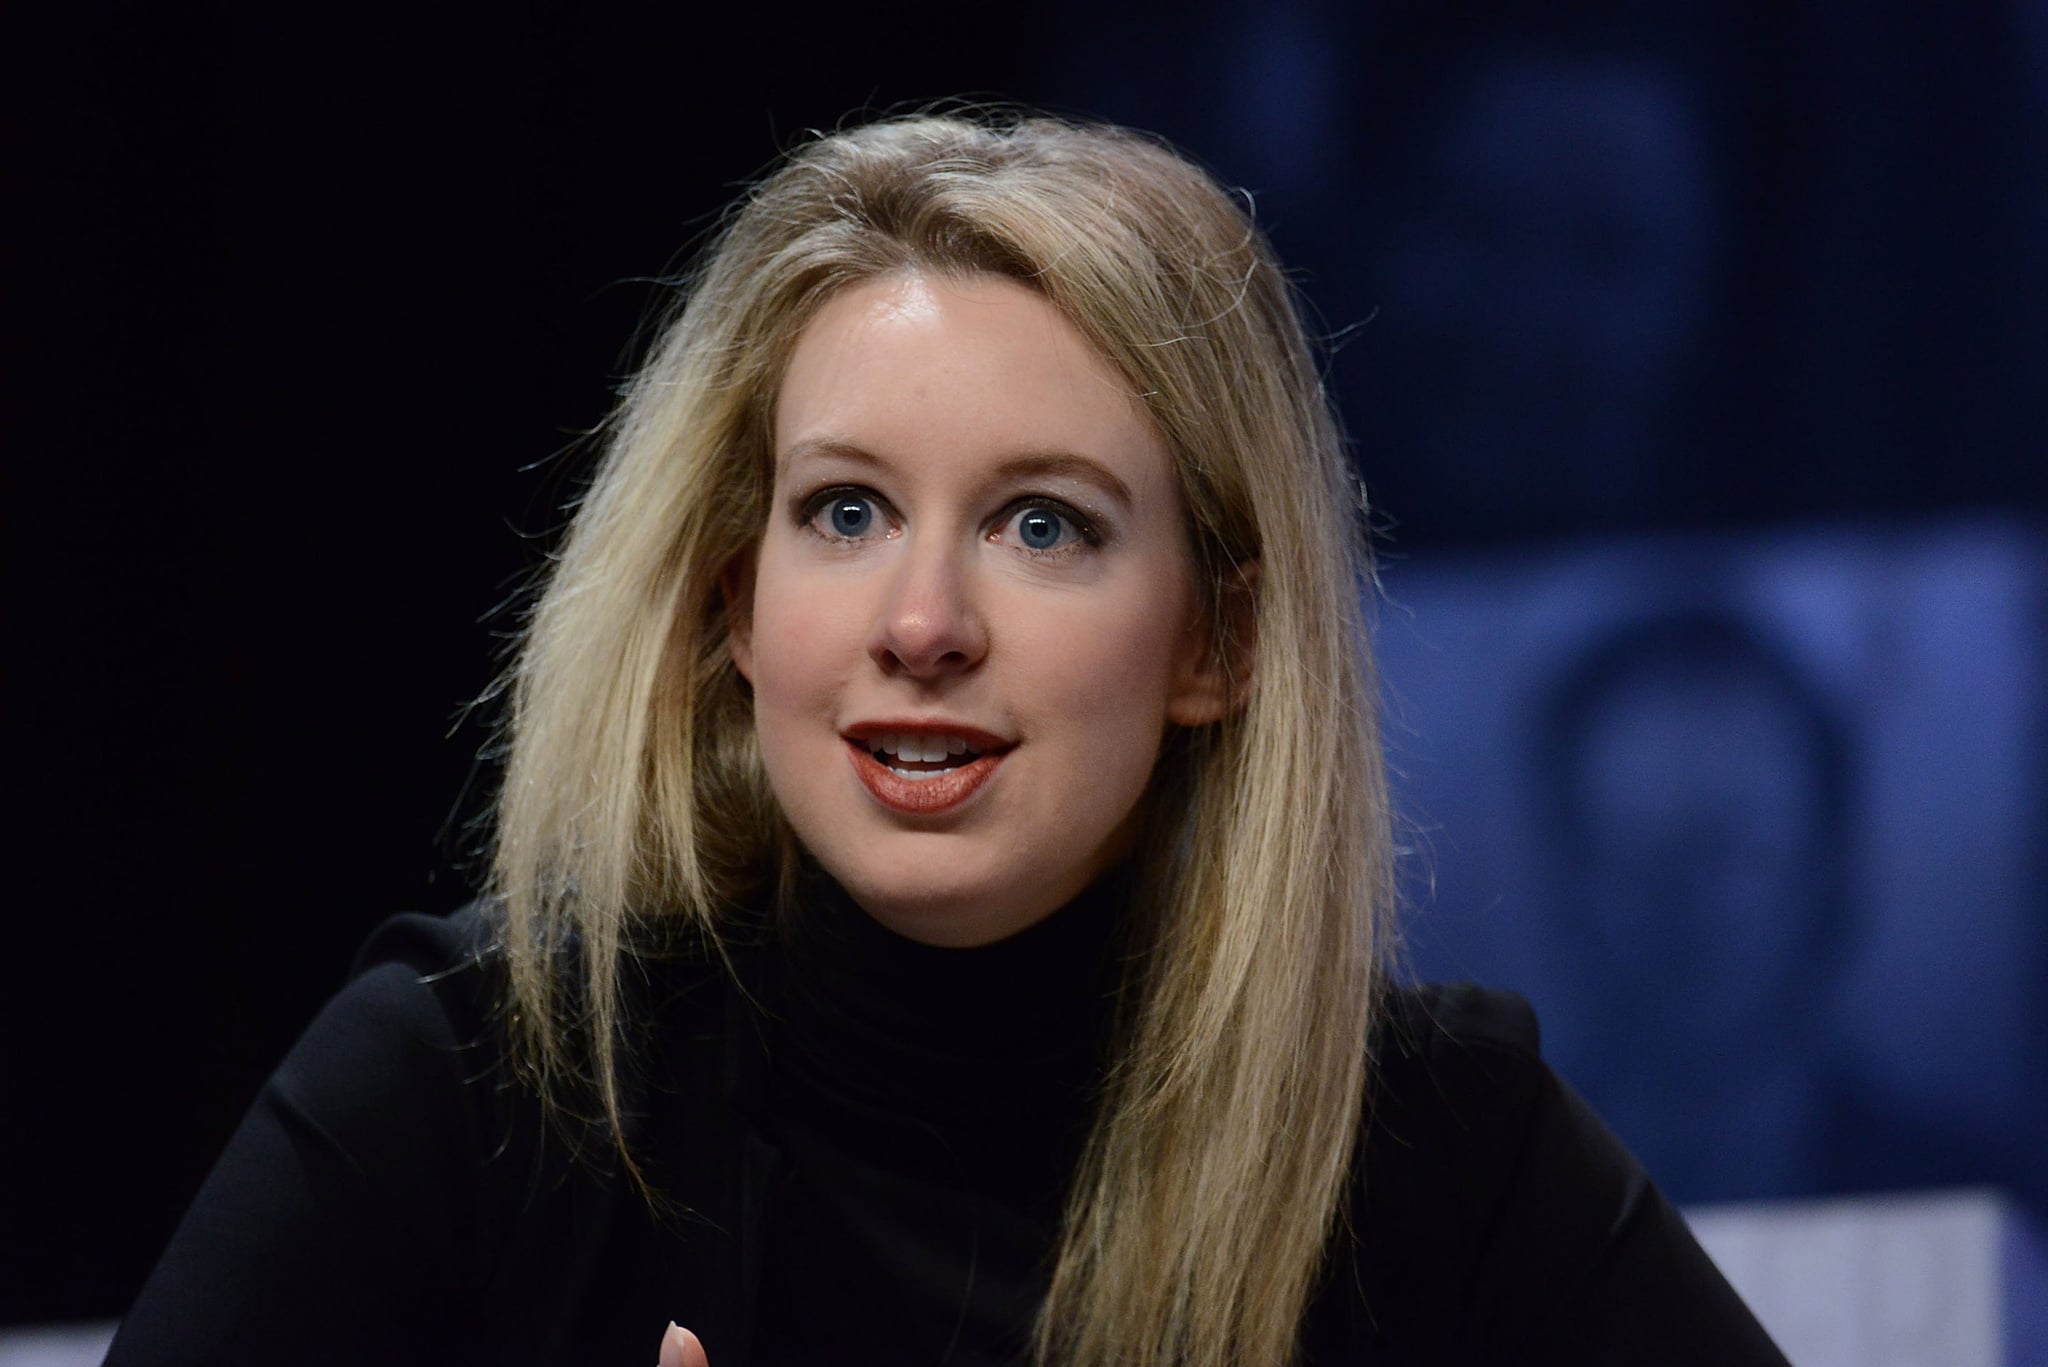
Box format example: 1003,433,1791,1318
1167,559,1258,727
720,548,758,684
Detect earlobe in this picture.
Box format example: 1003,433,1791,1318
1166,559,1258,727
721,551,758,684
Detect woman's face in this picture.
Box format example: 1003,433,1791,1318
729,270,1230,946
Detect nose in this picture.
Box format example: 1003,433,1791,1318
867,536,988,679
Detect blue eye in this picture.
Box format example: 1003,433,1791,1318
812,493,882,540
1003,502,1091,553
1018,507,1064,549
830,498,873,536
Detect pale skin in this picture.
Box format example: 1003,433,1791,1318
727,270,1240,948
657,1323,707,1367
672,270,1250,1358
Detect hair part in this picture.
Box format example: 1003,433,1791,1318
489,110,1392,1367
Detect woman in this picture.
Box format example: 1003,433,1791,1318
110,113,1785,1365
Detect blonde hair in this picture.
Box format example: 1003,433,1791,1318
490,111,1392,1367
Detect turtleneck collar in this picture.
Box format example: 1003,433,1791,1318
760,861,1131,1205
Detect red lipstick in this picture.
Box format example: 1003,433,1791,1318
842,722,1013,816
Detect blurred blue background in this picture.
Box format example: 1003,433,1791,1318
1042,0,2045,1212
1374,525,2045,1208
5,0,2041,1326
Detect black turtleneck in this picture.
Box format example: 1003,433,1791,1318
107,887,1791,1366
750,868,1129,1366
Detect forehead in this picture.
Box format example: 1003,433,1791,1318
772,271,1169,491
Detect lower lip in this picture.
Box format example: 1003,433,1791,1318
847,741,1007,815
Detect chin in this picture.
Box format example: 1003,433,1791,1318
826,853,1057,949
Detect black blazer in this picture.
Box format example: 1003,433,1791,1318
107,907,1786,1365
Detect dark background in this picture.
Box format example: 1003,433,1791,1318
5,0,2042,1325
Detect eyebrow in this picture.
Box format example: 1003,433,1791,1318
780,438,1136,508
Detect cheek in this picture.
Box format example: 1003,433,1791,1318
1026,595,1194,860
744,569,861,722
1011,572,1194,719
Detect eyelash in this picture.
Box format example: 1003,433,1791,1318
797,486,898,544
996,498,1101,556
794,485,1104,556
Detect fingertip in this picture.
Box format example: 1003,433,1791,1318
659,1320,709,1367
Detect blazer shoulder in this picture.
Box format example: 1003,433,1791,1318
348,899,498,975
1378,979,1541,1063
344,900,738,1020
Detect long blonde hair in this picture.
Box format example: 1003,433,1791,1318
490,111,1392,1367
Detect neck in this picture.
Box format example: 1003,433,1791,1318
761,861,1132,1201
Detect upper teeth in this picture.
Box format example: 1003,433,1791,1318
870,731,976,763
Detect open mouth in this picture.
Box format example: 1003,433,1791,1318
861,730,988,781
842,724,1013,815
